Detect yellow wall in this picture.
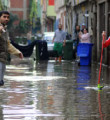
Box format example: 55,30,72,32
47,6,56,17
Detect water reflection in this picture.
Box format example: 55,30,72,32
75,66,91,119
1,80,62,120
77,66,91,90
3,62,65,120
0,107,3,120
98,92,104,120
0,60,110,120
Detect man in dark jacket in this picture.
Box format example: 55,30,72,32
0,11,23,86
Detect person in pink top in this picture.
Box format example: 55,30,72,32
79,28,91,43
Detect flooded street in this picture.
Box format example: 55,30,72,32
1,58,110,120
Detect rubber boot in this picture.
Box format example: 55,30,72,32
59,56,62,63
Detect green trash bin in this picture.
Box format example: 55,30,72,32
22,37,27,44
31,36,35,42
63,40,73,60
15,36,21,44
35,42,40,61
35,40,49,61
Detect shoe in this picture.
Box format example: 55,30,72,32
0,80,4,86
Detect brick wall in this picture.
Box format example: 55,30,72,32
10,0,23,8
9,0,30,20
12,11,23,19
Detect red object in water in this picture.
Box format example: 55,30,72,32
98,35,105,84
98,92,104,120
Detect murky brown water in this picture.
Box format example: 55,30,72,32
0,58,110,120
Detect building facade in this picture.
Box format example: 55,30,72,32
55,0,66,30
9,0,30,20
62,0,110,66
40,0,56,33
1,0,110,66
1,0,10,10
97,0,109,65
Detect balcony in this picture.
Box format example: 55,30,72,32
73,0,87,6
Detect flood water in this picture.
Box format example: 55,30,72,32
0,58,110,120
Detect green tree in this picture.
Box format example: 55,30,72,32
7,13,18,39
7,12,18,30
8,13,31,37
0,0,3,10
15,20,31,34
29,0,37,28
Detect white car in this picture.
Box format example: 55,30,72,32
43,32,55,51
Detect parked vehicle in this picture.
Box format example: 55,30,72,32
42,32,54,51
42,32,58,58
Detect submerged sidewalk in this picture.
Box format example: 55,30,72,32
0,58,110,120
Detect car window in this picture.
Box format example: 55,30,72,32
43,35,54,42
44,36,53,40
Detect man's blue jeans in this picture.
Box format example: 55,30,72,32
0,62,6,81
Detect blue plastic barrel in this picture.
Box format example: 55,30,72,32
77,43,93,65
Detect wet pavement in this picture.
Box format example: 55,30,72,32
1,58,110,120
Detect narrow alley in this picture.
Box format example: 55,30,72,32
0,57,110,120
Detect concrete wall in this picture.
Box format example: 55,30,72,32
97,0,108,64
71,1,98,62
54,0,66,30
71,0,110,65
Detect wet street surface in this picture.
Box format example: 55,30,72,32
1,58,110,120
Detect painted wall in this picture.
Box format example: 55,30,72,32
47,0,56,17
